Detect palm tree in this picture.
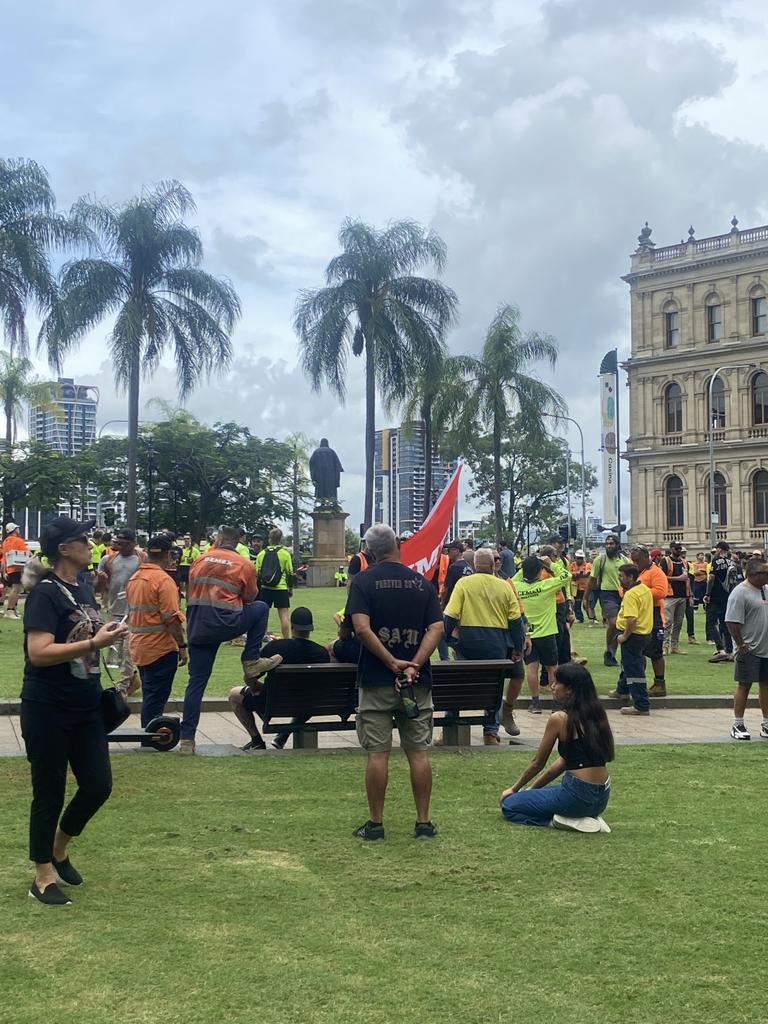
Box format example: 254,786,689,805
399,353,468,517
0,158,84,357
452,304,567,544
294,219,458,530
39,180,241,528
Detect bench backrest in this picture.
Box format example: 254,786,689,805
431,659,509,712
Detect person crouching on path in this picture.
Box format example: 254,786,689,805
180,525,268,755
126,534,187,729
229,606,331,751
499,664,614,832
614,563,653,717
347,524,444,841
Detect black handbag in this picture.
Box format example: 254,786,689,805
101,686,130,733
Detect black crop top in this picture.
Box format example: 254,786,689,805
558,735,606,770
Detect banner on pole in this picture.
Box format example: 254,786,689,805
599,353,618,525
399,464,463,577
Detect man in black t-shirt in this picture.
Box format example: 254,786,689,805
346,524,443,842
706,541,736,662
228,606,330,750
441,540,474,610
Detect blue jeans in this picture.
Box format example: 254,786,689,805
138,651,178,728
501,772,611,826
182,603,268,740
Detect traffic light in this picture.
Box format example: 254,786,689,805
558,523,569,542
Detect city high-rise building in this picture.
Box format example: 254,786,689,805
623,219,768,549
20,379,100,538
374,421,459,537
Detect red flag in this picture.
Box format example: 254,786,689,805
399,465,463,577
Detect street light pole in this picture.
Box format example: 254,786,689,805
709,363,757,549
543,413,588,554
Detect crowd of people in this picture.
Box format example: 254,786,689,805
11,512,768,903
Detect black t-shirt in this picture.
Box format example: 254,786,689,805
443,559,473,602
346,561,443,687
664,556,688,599
260,637,331,670
710,555,734,605
22,575,102,711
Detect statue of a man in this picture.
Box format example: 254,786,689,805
309,438,344,504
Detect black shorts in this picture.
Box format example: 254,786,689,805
2,572,21,588
644,610,665,660
734,651,768,685
504,656,525,680
179,565,190,583
239,685,267,714
524,634,558,667
260,589,291,610
598,590,622,618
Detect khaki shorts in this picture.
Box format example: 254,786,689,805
356,684,433,753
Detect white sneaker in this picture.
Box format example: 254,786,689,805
596,816,612,834
552,814,602,833
731,722,751,741
760,724,768,740
3,609,19,619
178,738,196,756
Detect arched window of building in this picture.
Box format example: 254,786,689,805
709,377,726,429
752,291,767,336
706,296,722,342
754,471,768,526
753,372,768,425
711,471,727,526
665,382,683,434
666,475,684,528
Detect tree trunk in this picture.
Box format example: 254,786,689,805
126,344,141,530
492,412,503,547
292,450,301,564
362,334,375,532
422,404,433,522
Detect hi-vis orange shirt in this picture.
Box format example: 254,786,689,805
126,562,185,667
1,533,28,576
187,545,258,643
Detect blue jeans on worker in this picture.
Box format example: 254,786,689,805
139,651,179,728
501,772,611,826
182,602,268,740
615,632,650,711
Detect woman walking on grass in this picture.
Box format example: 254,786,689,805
500,664,614,833
21,517,128,905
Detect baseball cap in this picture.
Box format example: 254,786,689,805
5,522,19,533
147,534,173,554
574,549,585,558
115,528,136,541
290,607,314,631
39,516,97,559
447,540,463,552
649,547,662,558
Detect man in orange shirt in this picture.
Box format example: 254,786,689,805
126,534,187,729
2,522,29,619
569,549,592,623
608,544,669,701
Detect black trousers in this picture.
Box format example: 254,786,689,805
20,700,113,864
706,603,733,653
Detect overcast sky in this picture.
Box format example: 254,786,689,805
4,0,768,530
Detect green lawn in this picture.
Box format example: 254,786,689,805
0,745,765,1024
0,589,736,699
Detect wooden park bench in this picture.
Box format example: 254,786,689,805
261,659,511,749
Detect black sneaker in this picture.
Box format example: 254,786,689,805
241,737,267,752
52,856,83,886
353,820,385,841
603,652,619,668
28,881,72,906
415,821,438,839
271,736,288,750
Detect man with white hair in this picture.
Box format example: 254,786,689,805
346,524,444,841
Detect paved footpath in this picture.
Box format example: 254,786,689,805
0,707,757,757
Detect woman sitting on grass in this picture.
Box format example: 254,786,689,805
499,663,614,833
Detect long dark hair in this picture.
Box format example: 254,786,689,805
554,663,615,763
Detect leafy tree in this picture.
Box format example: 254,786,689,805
0,158,84,357
294,218,458,530
448,304,566,544
345,527,361,555
459,416,597,551
39,180,241,529
0,441,79,521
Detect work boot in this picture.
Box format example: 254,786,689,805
688,636,699,645
619,707,650,716
483,733,501,745
648,683,667,698
242,654,283,685
501,701,520,737
607,689,631,703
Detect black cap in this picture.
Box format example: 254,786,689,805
115,527,136,541
447,540,463,552
39,516,96,559
290,606,314,631
147,534,173,554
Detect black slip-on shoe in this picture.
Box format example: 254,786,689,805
414,821,438,839
52,856,83,886
241,738,267,752
352,821,385,841
28,881,72,906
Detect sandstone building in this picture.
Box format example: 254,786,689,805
623,219,768,550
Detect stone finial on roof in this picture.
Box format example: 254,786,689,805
636,221,654,250
687,225,696,242
731,215,739,233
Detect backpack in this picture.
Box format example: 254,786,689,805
260,546,283,588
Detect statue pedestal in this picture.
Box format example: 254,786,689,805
307,509,348,587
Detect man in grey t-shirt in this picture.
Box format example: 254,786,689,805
96,528,144,693
725,557,768,740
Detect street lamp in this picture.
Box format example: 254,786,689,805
708,363,757,549
543,413,587,554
